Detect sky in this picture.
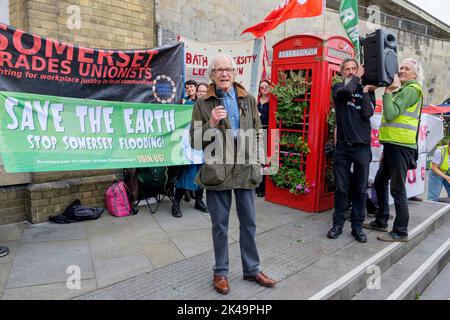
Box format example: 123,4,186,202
408,0,450,26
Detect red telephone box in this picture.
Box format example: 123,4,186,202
265,33,355,212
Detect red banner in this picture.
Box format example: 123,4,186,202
241,0,324,38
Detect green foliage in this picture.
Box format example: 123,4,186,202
324,73,341,191
271,152,314,195
438,134,450,146
327,74,342,135
272,70,311,125
275,101,308,124
271,70,311,103
327,108,336,135
270,70,314,195
331,74,342,87
279,133,310,154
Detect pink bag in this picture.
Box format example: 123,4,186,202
105,181,133,217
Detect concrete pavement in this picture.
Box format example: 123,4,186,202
1,192,448,300
0,195,307,299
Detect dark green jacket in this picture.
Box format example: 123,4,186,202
189,82,263,191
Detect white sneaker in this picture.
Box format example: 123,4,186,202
0,246,9,258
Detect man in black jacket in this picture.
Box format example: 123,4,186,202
327,58,377,243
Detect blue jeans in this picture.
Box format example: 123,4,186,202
427,171,450,201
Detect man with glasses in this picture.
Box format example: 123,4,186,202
190,54,276,295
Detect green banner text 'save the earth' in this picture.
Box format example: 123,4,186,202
0,91,195,172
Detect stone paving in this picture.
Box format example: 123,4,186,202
0,196,306,300
0,190,448,300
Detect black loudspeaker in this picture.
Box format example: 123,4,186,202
361,29,398,86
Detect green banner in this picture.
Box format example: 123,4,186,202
0,91,196,173
339,0,360,59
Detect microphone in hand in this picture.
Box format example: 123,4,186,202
216,90,225,126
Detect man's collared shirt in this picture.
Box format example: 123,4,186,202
219,86,240,137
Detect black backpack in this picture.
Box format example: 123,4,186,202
49,199,104,224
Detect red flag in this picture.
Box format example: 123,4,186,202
241,0,324,38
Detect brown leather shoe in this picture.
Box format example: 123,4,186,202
243,272,276,287
213,275,230,294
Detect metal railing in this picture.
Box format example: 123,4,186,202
328,0,431,37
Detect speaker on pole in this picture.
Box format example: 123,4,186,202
361,29,398,86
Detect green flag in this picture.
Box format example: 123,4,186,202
339,0,360,59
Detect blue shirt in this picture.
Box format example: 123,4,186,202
219,86,240,136
183,96,195,105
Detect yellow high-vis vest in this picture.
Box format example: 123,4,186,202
432,145,449,173
379,83,423,145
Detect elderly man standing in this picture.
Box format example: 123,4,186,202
190,54,276,294
364,58,424,242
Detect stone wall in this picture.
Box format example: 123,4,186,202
156,0,450,105
27,174,116,223
0,186,27,225
10,0,155,49
0,0,156,225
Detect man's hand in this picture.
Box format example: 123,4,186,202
363,85,378,93
385,74,401,93
445,175,450,184
210,105,227,127
356,65,365,79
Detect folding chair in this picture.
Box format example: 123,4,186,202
132,166,179,214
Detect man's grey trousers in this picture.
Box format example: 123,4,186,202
206,189,260,277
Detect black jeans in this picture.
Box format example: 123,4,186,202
256,175,266,195
374,144,416,236
333,143,372,230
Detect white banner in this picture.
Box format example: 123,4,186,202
179,37,264,97
369,113,444,202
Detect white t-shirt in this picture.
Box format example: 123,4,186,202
432,147,450,168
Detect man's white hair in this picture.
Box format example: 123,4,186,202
207,53,237,80
402,58,424,86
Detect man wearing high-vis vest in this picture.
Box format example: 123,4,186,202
427,141,450,201
364,58,424,242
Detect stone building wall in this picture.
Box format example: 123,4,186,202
0,0,156,224
156,0,450,104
